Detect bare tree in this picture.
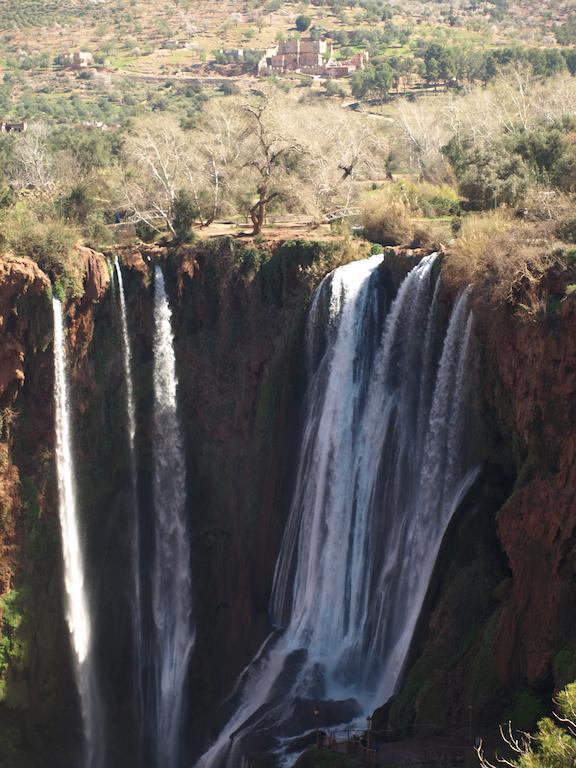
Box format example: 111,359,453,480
11,123,53,190
239,92,306,235
122,116,189,235
182,99,244,227
301,105,388,219
395,97,452,181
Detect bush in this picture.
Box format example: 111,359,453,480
0,589,25,700
0,205,82,298
295,15,311,32
220,80,240,96
503,689,548,731
360,191,414,246
395,180,460,217
459,146,531,210
59,185,92,224
556,217,576,244
443,211,560,310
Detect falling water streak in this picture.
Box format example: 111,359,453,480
52,298,104,768
197,254,479,768
113,259,144,748
152,266,194,768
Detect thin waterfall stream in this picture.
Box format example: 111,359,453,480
52,298,104,768
152,265,194,768
113,259,144,749
197,253,479,768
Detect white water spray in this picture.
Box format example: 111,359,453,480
198,254,479,767
52,298,103,768
152,266,194,768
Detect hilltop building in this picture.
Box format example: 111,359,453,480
258,38,368,78
65,51,94,69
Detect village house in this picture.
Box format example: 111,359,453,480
0,120,28,133
65,51,94,70
258,38,368,78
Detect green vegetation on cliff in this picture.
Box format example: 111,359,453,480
479,683,576,768
0,590,25,700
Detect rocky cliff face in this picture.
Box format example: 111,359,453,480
1,239,576,765
489,293,576,694
0,248,111,766
0,257,50,600
387,268,576,735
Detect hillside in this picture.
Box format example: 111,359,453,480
0,0,574,125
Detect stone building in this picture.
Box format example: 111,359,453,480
258,38,367,78
0,120,28,133
66,51,94,69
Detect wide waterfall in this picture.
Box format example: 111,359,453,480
52,298,104,768
113,259,144,748
197,253,478,768
152,266,194,768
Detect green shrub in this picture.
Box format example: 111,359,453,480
295,15,311,32
172,189,197,244
459,146,531,210
556,217,576,244
58,185,92,224
553,645,576,688
0,590,25,700
395,180,461,217
135,221,158,243
503,688,548,731
0,205,82,299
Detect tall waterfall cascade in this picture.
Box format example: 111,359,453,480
113,259,144,745
152,266,194,768
198,253,479,768
52,298,104,768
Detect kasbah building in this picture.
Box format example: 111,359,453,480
258,37,369,77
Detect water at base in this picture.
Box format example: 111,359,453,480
152,266,194,768
113,259,144,750
197,254,479,768
52,298,104,768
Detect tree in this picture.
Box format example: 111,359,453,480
478,683,576,768
295,15,311,32
459,144,530,209
11,123,53,190
172,189,196,243
421,43,456,89
122,116,188,235
351,63,394,105
555,15,576,46
305,104,387,216
239,92,305,235
388,56,414,93
395,97,452,181
183,98,244,226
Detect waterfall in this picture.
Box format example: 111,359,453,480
52,298,103,768
152,265,194,768
197,254,479,768
113,259,144,747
